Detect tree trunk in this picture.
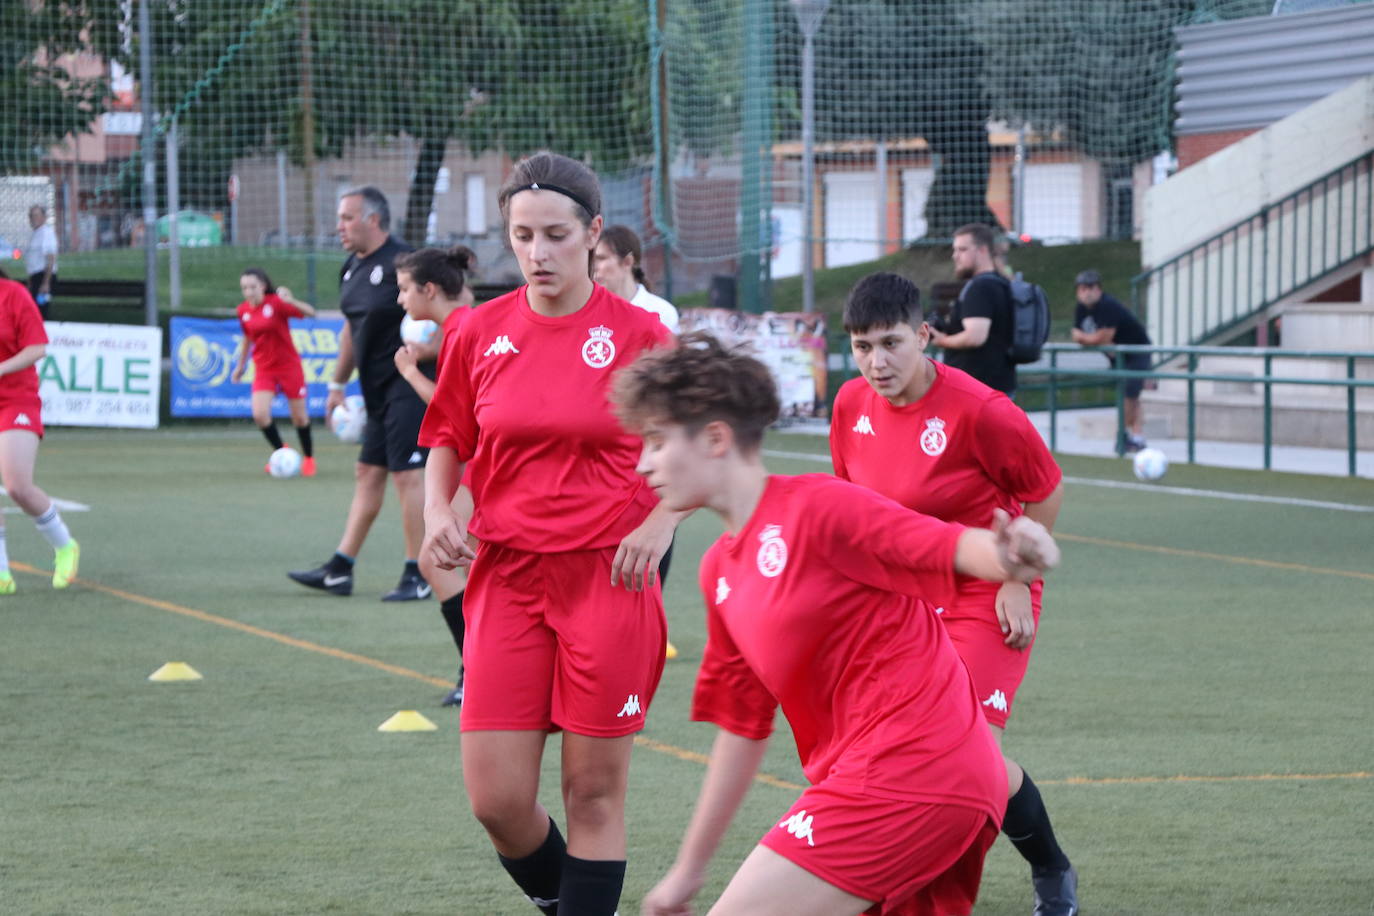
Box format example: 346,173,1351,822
401,135,448,245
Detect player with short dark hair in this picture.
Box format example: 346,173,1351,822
1071,268,1153,453
617,334,1060,916
288,185,430,601
833,272,1078,916
930,223,1018,396
230,268,318,475
420,151,679,916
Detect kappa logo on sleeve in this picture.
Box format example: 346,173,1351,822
715,576,731,604
852,415,875,436
484,335,520,357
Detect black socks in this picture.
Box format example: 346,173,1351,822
440,591,465,655
259,423,284,450
326,552,354,575
1003,772,1071,872
498,818,565,914
295,424,313,457
559,856,626,916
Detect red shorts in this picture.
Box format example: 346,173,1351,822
940,580,1043,729
251,362,307,398
761,783,998,916
459,541,667,737
0,399,44,437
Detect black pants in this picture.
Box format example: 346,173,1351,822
27,273,51,318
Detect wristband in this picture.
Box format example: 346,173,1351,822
327,382,346,392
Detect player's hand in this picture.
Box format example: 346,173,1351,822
324,389,345,427
276,285,293,301
423,504,476,571
641,865,703,916
995,580,1036,649
393,344,418,374
612,513,675,591
992,509,1060,583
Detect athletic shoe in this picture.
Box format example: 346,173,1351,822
1032,865,1079,916
0,571,15,595
665,639,679,660
53,540,80,589
1119,431,1147,454
441,669,464,707
263,461,272,475
382,568,432,602
288,561,354,596
301,456,316,477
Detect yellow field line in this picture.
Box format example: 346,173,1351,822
22,563,1368,792
1057,533,1374,582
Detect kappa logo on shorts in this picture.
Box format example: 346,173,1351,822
616,694,642,718
14,413,31,427
852,414,875,436
920,417,948,456
484,335,520,356
715,576,731,604
581,325,616,369
756,524,787,578
408,451,423,464
982,689,1008,713
779,810,816,847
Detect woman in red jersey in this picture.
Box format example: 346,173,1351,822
392,245,476,707
614,335,1059,916
0,271,79,593
420,152,678,916
830,273,1077,916
230,268,318,475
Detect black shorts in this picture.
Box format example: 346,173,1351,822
358,393,429,472
1122,353,1151,399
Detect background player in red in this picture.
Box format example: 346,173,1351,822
391,244,476,707
229,268,318,475
613,334,1060,916
831,272,1077,916
420,152,680,916
0,270,79,593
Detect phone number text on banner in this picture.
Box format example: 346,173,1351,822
40,322,163,429
170,315,359,418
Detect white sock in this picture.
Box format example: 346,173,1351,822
0,528,9,573
33,504,71,549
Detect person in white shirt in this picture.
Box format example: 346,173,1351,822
592,224,679,333
24,206,58,317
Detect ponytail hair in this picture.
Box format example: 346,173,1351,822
395,245,476,298
600,224,648,290
241,267,277,294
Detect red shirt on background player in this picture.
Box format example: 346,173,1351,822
418,153,682,916
614,335,1060,916
229,268,318,474
830,272,1078,916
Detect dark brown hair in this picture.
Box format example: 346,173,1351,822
497,151,602,228
241,267,277,294
843,272,923,333
613,332,779,452
600,224,647,288
953,222,998,253
395,245,475,298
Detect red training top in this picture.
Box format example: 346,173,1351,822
0,279,48,402
434,305,469,374
419,284,671,553
692,474,1006,819
237,293,305,374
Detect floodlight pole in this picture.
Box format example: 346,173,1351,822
138,0,157,326
791,0,829,314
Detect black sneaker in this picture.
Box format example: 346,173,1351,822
1032,865,1079,916
288,561,353,596
381,568,432,602
441,669,464,707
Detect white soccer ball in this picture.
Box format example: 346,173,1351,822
331,394,367,444
400,315,438,346
1132,447,1169,482
268,446,303,479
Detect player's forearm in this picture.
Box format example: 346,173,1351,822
1074,329,1114,346
423,446,464,512
0,344,45,375
1022,482,1064,533
954,529,1009,581
401,367,435,404
671,730,769,876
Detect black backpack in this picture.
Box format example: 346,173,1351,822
1002,273,1051,364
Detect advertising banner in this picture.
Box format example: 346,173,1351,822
679,309,828,418
39,322,163,429
170,315,358,418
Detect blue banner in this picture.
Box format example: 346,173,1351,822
170,315,360,418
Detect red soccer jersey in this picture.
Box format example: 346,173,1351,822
830,360,1061,529
0,279,48,402
434,304,470,374
237,293,304,375
692,474,1006,819
419,284,671,553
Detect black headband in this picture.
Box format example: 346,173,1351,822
511,182,596,219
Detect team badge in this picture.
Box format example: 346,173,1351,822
581,325,616,368
369,265,384,285
920,417,948,456
343,268,352,282
756,524,788,578
262,304,274,318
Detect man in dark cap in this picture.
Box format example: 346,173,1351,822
1071,269,1153,453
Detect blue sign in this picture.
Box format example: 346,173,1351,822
170,315,360,418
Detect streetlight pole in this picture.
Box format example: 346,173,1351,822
790,0,829,315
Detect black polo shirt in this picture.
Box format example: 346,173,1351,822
339,235,415,413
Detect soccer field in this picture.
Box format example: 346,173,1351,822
4,426,1371,915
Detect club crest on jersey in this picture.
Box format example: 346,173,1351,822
369,265,384,285
581,325,616,369
920,417,948,456
756,524,788,578
262,304,273,318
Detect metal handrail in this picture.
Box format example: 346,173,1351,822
1030,343,1374,476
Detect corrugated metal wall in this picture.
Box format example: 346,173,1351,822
1174,3,1374,135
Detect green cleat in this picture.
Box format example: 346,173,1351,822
53,539,80,589
0,571,14,595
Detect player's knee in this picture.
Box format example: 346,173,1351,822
467,787,538,840
561,772,625,832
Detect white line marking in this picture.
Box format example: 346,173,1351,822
0,489,90,512
760,449,1374,514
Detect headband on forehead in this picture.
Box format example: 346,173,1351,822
511,182,596,219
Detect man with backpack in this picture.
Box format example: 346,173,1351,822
932,223,1027,397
